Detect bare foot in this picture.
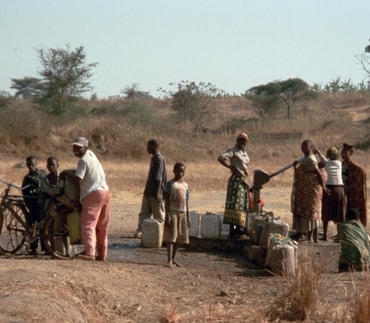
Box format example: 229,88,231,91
314,240,319,243
173,260,183,268
166,261,174,267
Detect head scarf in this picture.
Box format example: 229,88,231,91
342,143,353,151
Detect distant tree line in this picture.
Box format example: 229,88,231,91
0,39,369,126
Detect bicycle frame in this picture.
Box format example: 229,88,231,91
0,179,38,253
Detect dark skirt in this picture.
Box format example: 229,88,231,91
322,185,347,223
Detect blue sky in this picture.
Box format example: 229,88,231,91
1,0,369,98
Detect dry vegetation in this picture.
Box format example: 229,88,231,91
0,93,370,322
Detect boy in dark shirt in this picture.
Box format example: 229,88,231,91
22,156,46,255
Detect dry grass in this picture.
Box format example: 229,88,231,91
267,255,323,321
347,272,370,323
1,93,369,163
159,302,266,323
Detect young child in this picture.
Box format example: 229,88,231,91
22,156,47,255
315,146,346,241
40,156,62,214
163,162,191,267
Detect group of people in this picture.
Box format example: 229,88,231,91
20,134,368,271
21,137,191,266
134,140,191,267
21,137,110,261
290,139,369,271
216,133,369,272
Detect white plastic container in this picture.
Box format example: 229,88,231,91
270,244,296,276
189,211,201,238
259,219,289,249
141,218,164,248
217,212,230,239
201,213,221,239
265,234,283,268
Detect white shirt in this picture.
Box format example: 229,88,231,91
324,159,344,185
219,146,249,177
316,152,343,185
75,149,109,201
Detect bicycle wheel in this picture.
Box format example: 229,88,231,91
43,214,82,259
0,203,27,253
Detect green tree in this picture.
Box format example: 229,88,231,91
160,81,224,133
245,82,281,118
246,78,313,119
10,77,44,99
37,45,98,114
279,78,314,118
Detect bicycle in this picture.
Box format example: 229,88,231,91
0,178,83,259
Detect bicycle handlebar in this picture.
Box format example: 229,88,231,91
0,178,30,191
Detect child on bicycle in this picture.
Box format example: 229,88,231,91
40,156,62,215
163,162,191,267
22,156,47,255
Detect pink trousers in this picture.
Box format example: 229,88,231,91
80,190,110,258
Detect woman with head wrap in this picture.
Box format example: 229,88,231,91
218,133,250,239
291,139,328,243
341,143,367,227
315,145,347,241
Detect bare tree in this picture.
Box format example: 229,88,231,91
160,81,224,133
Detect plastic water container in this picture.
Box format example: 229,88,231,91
265,234,283,268
141,219,164,248
189,211,201,238
259,219,289,249
67,210,81,245
270,244,296,276
217,212,230,239
61,169,80,202
201,213,221,239
250,215,266,244
247,213,259,233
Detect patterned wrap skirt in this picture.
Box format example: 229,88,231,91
223,174,248,228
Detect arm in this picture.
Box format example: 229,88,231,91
218,155,231,169
186,198,191,228
164,183,171,227
185,189,191,228
313,168,330,195
155,179,162,201
314,148,328,166
152,157,165,201
218,154,240,175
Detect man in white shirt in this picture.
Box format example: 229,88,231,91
72,137,110,261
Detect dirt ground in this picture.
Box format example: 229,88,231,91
0,187,368,322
